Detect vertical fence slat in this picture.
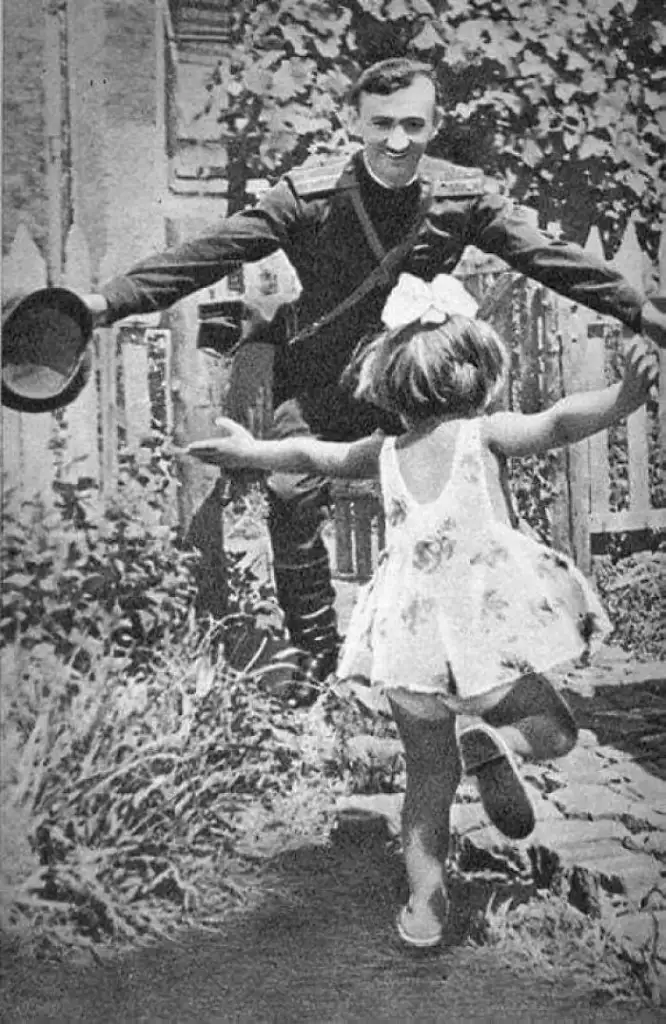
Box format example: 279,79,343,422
627,406,650,513
658,225,666,466
586,332,610,520
333,494,354,577
44,0,71,285
582,227,611,521
2,229,46,504
63,222,100,483
541,289,572,556
1,227,55,505
613,219,650,516
97,328,119,495
560,301,592,573
97,254,119,496
376,496,386,553
1,224,46,299
354,498,374,582
519,280,541,413
122,340,151,450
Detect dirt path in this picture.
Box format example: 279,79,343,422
1,833,659,1024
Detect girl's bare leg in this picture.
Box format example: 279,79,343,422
388,690,460,942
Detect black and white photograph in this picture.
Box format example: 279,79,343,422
2,1,666,1020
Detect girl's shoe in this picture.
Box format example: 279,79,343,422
458,723,535,840
396,906,443,949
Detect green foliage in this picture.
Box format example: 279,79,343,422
594,548,666,659
436,0,665,247
480,890,650,1006
0,631,334,957
194,0,664,248
509,452,560,546
0,443,340,958
306,685,405,795
1,437,198,675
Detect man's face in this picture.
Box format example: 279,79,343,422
353,76,440,188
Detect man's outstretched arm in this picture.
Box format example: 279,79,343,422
442,191,665,348
82,179,305,325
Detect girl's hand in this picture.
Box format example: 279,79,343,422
617,338,659,414
185,417,256,468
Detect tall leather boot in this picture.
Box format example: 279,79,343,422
273,541,342,706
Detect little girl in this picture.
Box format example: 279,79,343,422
187,273,656,950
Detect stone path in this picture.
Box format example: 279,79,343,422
338,648,666,993
224,526,666,987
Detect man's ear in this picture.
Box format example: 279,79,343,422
430,106,443,138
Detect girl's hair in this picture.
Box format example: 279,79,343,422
354,317,509,424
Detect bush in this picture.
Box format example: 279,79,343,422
1,439,198,674
0,439,341,958
593,547,666,659
0,628,334,957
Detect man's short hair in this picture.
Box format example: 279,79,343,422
348,58,438,108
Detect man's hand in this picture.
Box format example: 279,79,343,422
617,338,659,415
640,297,666,351
80,293,110,328
185,418,257,468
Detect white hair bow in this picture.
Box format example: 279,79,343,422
381,273,478,330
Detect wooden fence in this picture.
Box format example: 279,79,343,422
2,217,665,577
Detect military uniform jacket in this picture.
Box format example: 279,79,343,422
101,150,644,401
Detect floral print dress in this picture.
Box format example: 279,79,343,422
337,418,611,714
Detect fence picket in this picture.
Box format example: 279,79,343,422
2,224,46,298
122,340,151,450
97,254,119,495
612,219,650,515
1,226,55,505
541,289,572,555
658,224,666,464
333,493,354,577
354,497,374,582
560,301,592,572
582,226,610,521
62,222,100,483
627,407,650,511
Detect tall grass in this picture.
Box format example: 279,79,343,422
0,625,337,959
480,890,654,1006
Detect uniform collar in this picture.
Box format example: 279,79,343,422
360,151,419,190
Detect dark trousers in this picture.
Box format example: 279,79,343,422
266,389,401,672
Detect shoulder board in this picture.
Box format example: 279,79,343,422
287,156,355,198
419,156,485,197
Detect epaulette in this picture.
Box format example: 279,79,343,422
287,156,355,198
419,156,486,197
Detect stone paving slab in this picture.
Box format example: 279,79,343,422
334,649,666,984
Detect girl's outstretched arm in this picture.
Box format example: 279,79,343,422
484,338,658,458
185,417,383,479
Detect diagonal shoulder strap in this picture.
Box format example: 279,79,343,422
288,179,433,349
349,184,387,262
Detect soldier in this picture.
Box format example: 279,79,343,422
84,57,665,703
